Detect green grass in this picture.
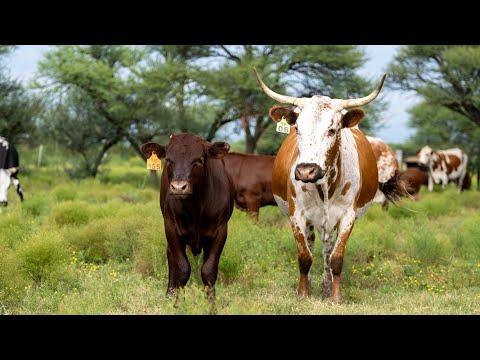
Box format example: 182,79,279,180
1,153,480,315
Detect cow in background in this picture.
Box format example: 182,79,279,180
223,152,276,222
141,133,234,307
398,167,429,200
0,136,24,207
417,145,468,193
255,69,409,303
366,135,399,209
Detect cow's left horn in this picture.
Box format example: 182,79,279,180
340,74,387,108
253,67,302,107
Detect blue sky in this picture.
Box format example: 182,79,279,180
5,45,418,143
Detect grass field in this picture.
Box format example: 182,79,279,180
1,150,480,315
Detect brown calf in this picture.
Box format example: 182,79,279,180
223,152,276,222
141,133,234,302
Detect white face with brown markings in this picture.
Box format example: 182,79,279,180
417,145,434,167
293,97,344,182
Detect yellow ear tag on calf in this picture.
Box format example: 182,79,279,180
146,151,162,171
276,116,290,134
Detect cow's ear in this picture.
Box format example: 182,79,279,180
141,142,165,159
269,106,298,125
342,108,365,128
208,142,230,159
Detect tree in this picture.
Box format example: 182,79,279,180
40,91,123,178
387,45,480,189
0,46,41,144
403,102,480,188
35,45,178,182
387,45,480,126
201,45,387,153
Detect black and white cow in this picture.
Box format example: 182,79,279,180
0,136,24,206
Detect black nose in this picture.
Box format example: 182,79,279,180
295,163,323,183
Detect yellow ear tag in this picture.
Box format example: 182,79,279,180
276,116,290,134
146,151,162,171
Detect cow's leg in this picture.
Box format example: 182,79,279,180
441,175,448,190
165,223,191,296
245,196,260,223
290,218,315,297
328,213,355,304
11,173,23,202
428,175,434,191
458,171,466,193
322,230,335,298
201,223,228,303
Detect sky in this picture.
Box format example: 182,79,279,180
5,45,418,143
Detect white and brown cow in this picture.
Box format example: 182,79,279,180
366,136,399,209
417,145,468,193
0,136,24,207
254,69,408,304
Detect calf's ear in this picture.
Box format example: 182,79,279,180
141,142,166,159
269,106,298,125
342,108,365,128
208,142,230,159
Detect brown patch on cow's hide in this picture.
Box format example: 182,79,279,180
435,153,447,172
272,131,298,202
445,154,461,174
351,128,378,210
341,181,351,196
329,223,354,276
316,184,325,202
327,149,342,200
301,185,308,192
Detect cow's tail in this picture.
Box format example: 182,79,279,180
379,170,412,206
11,172,24,202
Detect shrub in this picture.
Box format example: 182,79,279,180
16,229,69,284
51,201,91,226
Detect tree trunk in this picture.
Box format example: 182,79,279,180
241,115,255,154
177,78,187,133
150,169,159,187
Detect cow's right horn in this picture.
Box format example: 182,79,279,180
254,67,302,107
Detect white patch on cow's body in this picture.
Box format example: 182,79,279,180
0,169,11,203
418,146,468,192
274,194,288,216
0,136,9,150
290,128,364,242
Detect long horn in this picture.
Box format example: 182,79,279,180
340,74,387,108
253,67,302,106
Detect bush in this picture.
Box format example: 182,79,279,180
0,212,33,248
22,194,50,217
53,184,77,202
51,201,91,226
0,246,29,311
16,229,69,284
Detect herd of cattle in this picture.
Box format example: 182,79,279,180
0,70,472,306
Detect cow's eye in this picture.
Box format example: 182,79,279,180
165,158,173,165
193,159,204,167
328,129,336,136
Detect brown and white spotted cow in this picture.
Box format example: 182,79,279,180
254,68,408,304
417,146,468,193
366,136,399,209
141,133,234,303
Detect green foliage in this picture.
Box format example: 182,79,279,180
0,212,34,248
387,45,480,172
0,246,29,311
50,201,91,226
22,194,51,217
16,229,69,284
